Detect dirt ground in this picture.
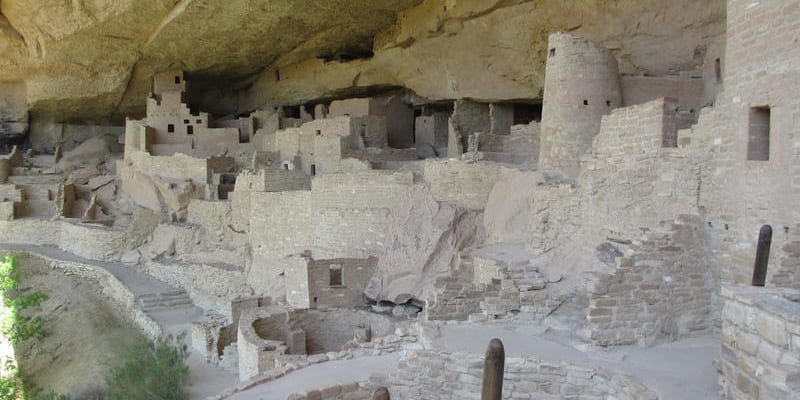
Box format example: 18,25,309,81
10,252,145,398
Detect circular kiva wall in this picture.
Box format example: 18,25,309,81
238,307,396,380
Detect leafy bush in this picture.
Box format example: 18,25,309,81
0,375,21,400
105,334,189,400
0,255,49,344
0,256,18,292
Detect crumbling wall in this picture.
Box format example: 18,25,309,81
389,349,658,400
539,33,622,177
447,100,490,157
583,216,713,346
579,98,700,244
329,96,412,149
489,103,514,135
719,285,800,400
476,122,540,165
415,112,449,150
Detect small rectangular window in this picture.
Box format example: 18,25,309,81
549,48,556,57
747,106,770,161
329,264,342,286
187,125,194,135
714,58,722,84
167,124,175,133
174,76,181,84
184,119,190,124
310,164,316,176
197,119,202,124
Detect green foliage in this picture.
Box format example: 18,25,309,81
8,293,48,310
0,255,49,345
105,334,190,400
0,376,21,400
0,256,18,293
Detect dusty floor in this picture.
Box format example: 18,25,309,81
9,253,145,398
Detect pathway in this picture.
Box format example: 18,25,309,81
227,354,400,400
0,243,238,400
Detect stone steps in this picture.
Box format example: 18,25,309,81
137,290,194,312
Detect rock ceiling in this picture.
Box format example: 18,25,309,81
0,0,725,122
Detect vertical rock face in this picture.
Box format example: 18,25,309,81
0,0,724,125
364,184,479,304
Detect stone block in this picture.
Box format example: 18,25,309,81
755,313,789,347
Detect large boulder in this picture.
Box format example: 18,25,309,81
365,184,480,304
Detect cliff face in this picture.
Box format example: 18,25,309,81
0,0,725,122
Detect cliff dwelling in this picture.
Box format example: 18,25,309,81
0,1,798,399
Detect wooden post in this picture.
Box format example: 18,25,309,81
481,338,505,400
752,225,772,287
372,387,390,400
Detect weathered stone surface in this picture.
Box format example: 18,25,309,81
365,184,479,304
1,1,723,126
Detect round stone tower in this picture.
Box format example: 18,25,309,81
538,33,622,177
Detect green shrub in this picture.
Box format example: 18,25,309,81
105,334,189,400
0,255,49,345
0,256,18,292
0,375,21,400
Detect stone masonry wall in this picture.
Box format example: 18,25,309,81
539,33,622,177
307,257,377,309
447,100,490,157
389,349,658,400
249,191,312,299
311,171,414,259
288,382,372,400
719,285,800,400
583,215,713,346
683,0,800,289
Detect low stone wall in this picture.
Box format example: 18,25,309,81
236,307,406,382
389,349,658,400
288,382,372,400
14,251,162,339
0,219,127,260
719,285,800,400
